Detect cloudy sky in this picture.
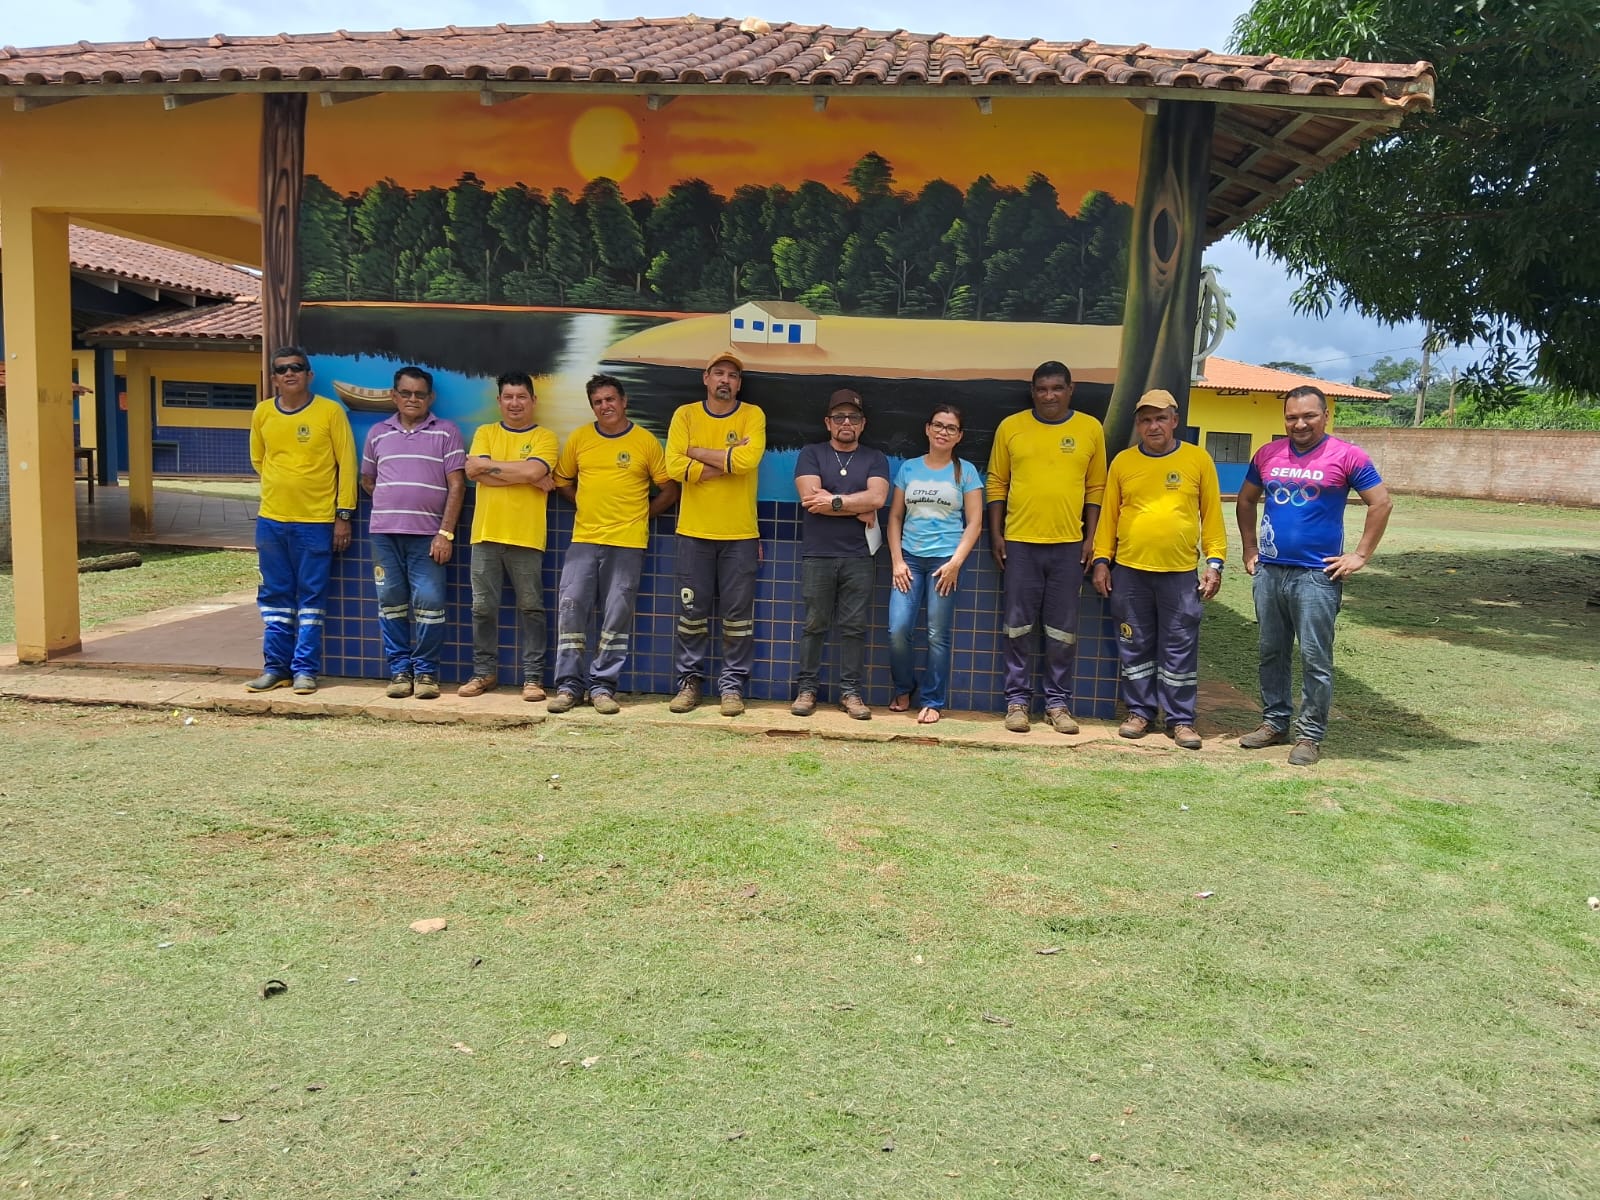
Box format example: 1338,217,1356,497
8,0,1449,383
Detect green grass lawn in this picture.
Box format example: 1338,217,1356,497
2,497,1597,1198
0,544,256,647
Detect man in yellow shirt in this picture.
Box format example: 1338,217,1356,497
985,361,1106,734
1090,390,1226,749
665,351,766,716
547,374,679,715
459,371,560,701
246,345,358,696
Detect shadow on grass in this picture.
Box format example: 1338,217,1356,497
1198,582,1477,763
1341,548,1600,663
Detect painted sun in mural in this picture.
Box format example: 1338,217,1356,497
570,106,641,183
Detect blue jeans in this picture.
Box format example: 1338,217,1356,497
888,552,958,710
1254,564,1343,743
255,517,332,677
371,533,447,677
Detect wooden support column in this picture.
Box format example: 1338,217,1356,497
124,362,154,536
1105,101,1216,452
0,202,79,659
260,93,307,376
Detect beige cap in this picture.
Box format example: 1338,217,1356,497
705,350,745,372
1137,388,1178,411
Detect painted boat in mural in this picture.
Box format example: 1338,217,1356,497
331,381,395,413
602,313,1124,383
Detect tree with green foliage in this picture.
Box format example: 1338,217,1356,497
1261,360,1316,376
582,177,646,294
299,176,353,300
1232,0,1600,394
644,179,724,308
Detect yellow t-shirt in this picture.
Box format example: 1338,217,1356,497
554,421,670,549
984,409,1107,543
1091,442,1227,572
665,400,766,541
250,395,358,523
468,422,560,550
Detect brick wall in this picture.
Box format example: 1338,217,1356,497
1351,429,1600,508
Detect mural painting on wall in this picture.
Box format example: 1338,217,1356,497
299,94,1141,495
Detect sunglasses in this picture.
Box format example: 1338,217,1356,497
394,389,431,400
828,412,864,425
272,363,309,375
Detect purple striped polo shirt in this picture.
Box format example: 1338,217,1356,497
360,412,467,536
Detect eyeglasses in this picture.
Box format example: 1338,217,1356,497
271,363,309,375
928,421,962,435
829,412,864,425
394,389,430,400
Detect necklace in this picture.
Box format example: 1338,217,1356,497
832,449,855,478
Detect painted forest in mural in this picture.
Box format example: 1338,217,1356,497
300,153,1132,323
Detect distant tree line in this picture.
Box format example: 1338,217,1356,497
299,152,1132,323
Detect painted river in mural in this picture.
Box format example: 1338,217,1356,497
301,304,1115,498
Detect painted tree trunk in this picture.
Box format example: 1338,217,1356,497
1104,102,1215,452
260,94,307,377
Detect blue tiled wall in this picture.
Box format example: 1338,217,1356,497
151,425,255,476
320,497,1122,718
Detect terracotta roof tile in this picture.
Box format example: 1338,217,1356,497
0,18,1434,110
1200,357,1390,401
64,228,260,300
81,300,262,342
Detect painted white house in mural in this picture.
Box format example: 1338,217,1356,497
730,300,820,346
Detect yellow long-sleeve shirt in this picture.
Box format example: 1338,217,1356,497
984,409,1106,543
1091,441,1226,572
250,395,358,523
665,400,766,540
468,422,561,550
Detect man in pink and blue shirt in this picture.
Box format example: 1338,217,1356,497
1236,385,1392,765
359,365,466,700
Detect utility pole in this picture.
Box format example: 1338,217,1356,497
1413,332,1433,426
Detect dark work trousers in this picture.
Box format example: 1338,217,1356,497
469,541,546,683
796,555,876,699
674,535,759,696
1001,539,1082,711
1109,564,1203,728
554,543,645,699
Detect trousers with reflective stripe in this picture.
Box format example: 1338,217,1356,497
1109,564,1203,727
256,516,334,677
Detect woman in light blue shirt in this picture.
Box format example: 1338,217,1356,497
886,404,985,724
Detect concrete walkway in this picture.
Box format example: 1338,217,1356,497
76,480,256,550
0,660,1258,752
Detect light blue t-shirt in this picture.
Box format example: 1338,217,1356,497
895,456,984,558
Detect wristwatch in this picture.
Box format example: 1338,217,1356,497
1206,557,1224,571
336,508,354,521
831,495,844,512
438,529,456,542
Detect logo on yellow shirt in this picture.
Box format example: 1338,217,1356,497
617,450,633,467
1165,471,1182,489
520,443,532,457
1059,436,1076,453
725,431,741,445
296,423,311,443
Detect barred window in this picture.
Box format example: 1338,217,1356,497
1206,432,1253,463
162,380,258,411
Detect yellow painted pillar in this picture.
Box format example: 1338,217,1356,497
124,359,154,537
73,350,97,452
0,203,79,660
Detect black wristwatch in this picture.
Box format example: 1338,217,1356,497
336,508,354,521
831,495,844,512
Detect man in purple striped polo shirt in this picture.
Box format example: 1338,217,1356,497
359,366,466,700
